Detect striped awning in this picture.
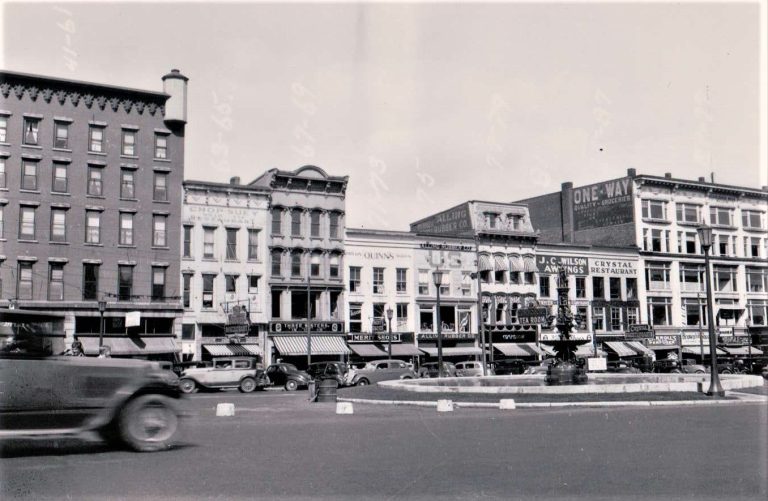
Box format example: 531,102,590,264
82,336,179,356
574,345,607,357
272,336,351,355
682,346,728,356
722,346,763,356
605,341,637,358
493,255,509,271
203,344,261,357
522,255,537,273
493,343,540,357
349,343,387,357
420,346,482,356
540,344,557,356
509,254,525,272
626,341,655,357
478,254,493,272
390,343,424,356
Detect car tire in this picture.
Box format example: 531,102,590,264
670,369,682,373
401,376,412,380
117,394,179,452
179,379,196,394
285,380,298,391
719,369,731,375
356,379,369,386
239,377,257,393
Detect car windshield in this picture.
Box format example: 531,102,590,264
282,364,298,372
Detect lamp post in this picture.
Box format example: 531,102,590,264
470,272,488,376
697,224,725,397
98,300,107,348
432,269,444,377
386,306,394,360
306,253,320,368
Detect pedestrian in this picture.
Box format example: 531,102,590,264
98,345,111,358
71,337,84,356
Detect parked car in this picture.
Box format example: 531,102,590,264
653,359,706,374
265,363,312,391
418,361,458,378
349,359,417,386
455,361,488,377
493,359,529,376
307,361,349,386
606,360,642,374
1,332,182,452
179,357,269,394
762,366,768,380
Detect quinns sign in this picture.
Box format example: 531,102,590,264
572,177,633,230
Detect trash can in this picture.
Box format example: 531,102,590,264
316,379,338,403
308,380,317,402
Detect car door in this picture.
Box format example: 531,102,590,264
266,365,281,385
210,359,236,386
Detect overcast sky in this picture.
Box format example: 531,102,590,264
2,1,764,230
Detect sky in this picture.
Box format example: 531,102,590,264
2,1,765,230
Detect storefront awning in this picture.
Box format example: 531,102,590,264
420,346,482,357
509,255,525,272
540,344,557,356
493,342,541,357
203,344,260,357
349,343,387,357
390,343,424,356
523,256,537,273
478,254,493,272
605,341,637,358
272,336,351,356
682,346,728,356
625,341,655,357
722,346,763,356
574,345,607,357
493,255,509,271
82,336,179,356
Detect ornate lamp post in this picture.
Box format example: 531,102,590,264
697,224,725,397
386,306,394,360
432,269,444,377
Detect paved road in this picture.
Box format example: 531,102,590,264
2,391,766,500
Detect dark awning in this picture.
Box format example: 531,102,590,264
349,343,387,357
0,309,65,322
81,336,179,355
389,343,424,356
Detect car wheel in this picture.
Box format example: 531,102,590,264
719,369,731,375
239,377,257,393
285,380,298,391
117,394,179,452
356,379,369,386
670,369,682,374
401,376,412,380
179,379,196,394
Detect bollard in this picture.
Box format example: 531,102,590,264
436,399,454,412
336,402,354,414
499,399,516,410
216,403,235,416
308,380,317,402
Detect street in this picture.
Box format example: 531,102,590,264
2,391,766,501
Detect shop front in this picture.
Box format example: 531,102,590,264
488,327,543,361
268,321,350,369
417,331,480,363
347,331,420,364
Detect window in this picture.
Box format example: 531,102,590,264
373,268,385,294
182,274,192,308
87,167,103,196
329,212,340,239
54,121,69,149
0,115,7,143
203,228,215,258
154,134,168,159
641,199,666,220
682,298,707,327
182,324,195,340
592,276,604,299
715,234,733,256
742,210,764,230
329,254,340,278
202,274,215,308
676,203,699,224
17,262,33,300
271,208,282,234
647,297,672,326
626,278,637,300
226,228,238,260
0,205,3,238
291,209,302,236
271,250,282,276
372,303,386,330
19,206,36,239
396,303,409,329
183,226,193,258
23,118,40,145
89,125,104,152
650,229,664,252
153,172,168,201
52,163,67,193
539,276,550,297
420,309,434,332
50,208,67,243
495,299,506,323
460,273,472,297
744,237,762,258
310,253,321,277
484,212,498,228
677,231,697,254
710,207,732,227
152,267,166,301
508,271,520,285
310,210,321,237
349,303,362,333
83,263,99,300
396,268,407,293
0,158,5,188
21,160,37,190
610,307,622,331
248,275,259,294
120,169,135,199
626,307,639,326
118,265,133,301
119,212,134,245
153,215,167,247
225,275,237,294
714,266,737,292
121,129,136,156
438,272,450,295
523,272,535,285
609,277,621,300
575,276,586,298
247,229,259,260
746,268,767,293
418,270,430,295
748,300,767,326
679,264,705,292
645,262,671,290
291,252,302,277
349,266,361,292
46,263,65,301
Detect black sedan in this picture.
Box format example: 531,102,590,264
265,363,311,391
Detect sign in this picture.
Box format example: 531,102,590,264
348,332,402,343
651,335,679,346
270,321,344,334
588,259,637,276
627,324,654,339
225,305,250,335
681,333,709,346
418,331,475,340
489,331,536,343
720,336,750,346
717,327,734,337
419,242,474,252
587,357,607,371
372,318,386,333
410,203,474,237
517,307,550,325
125,311,141,328
536,255,588,275
572,176,634,231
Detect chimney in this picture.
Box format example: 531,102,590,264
698,177,706,182
162,69,189,126
664,172,672,179
627,168,637,177
230,176,241,185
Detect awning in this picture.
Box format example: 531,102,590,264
390,343,424,356
682,346,728,356
523,256,537,273
82,336,179,356
203,344,261,357
574,345,607,357
478,254,493,272
0,309,65,322
420,346,482,357
272,336,351,355
349,343,387,357
509,255,525,272
605,341,638,358
626,341,655,357
722,346,763,356
648,345,678,351
493,343,541,357
540,344,557,356
493,255,509,271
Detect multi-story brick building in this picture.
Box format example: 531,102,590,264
0,69,188,357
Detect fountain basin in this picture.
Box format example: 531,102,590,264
380,374,764,394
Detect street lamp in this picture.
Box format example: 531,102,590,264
697,224,725,397
470,272,488,376
386,306,394,360
432,269,444,377
98,300,107,348
306,253,321,368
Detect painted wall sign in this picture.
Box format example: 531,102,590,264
411,204,474,237
536,255,588,275
185,205,257,225
346,250,411,261
572,176,634,230
588,259,637,275
269,321,344,334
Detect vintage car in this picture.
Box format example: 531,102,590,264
349,359,417,386
418,361,458,378
492,359,529,376
265,363,312,391
455,361,488,377
178,357,269,393
307,361,349,386
653,358,706,374
0,311,182,452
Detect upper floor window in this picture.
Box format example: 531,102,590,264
484,212,499,228
154,134,168,159
82,263,99,300
626,277,638,299
677,231,697,254
153,215,167,247
0,205,4,239
183,225,193,257
153,172,168,201
122,129,136,156
19,206,36,239
592,276,604,299
152,267,166,302
575,276,586,298
329,212,340,239
0,158,5,188
21,160,38,190
349,267,361,292
89,125,104,153
715,234,735,257
54,121,69,149
85,211,101,244
182,274,192,308
119,212,134,245
203,227,215,258
744,237,763,259
675,203,699,224
23,118,40,146
742,210,764,230
50,208,67,243
87,167,103,196
118,265,133,301
539,276,550,297
746,268,767,293
641,199,666,220
202,274,215,308
226,228,238,260
310,210,321,237
710,207,733,227
310,253,321,277
645,262,671,291
271,250,282,276
291,209,302,236
291,252,302,277
679,264,705,292
329,255,340,278
120,169,135,199
647,297,672,326
418,271,430,295
271,208,282,235
52,163,68,193
0,115,7,143
396,268,407,293
609,277,621,299
17,262,34,300
247,229,259,260
373,267,385,294
714,266,737,292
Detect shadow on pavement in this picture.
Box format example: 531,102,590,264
0,437,197,458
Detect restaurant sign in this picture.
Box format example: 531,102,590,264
517,308,550,325
536,255,588,275
572,176,634,231
270,321,344,334
588,259,637,276
626,324,654,339
410,203,474,237
348,332,402,343
225,305,250,335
